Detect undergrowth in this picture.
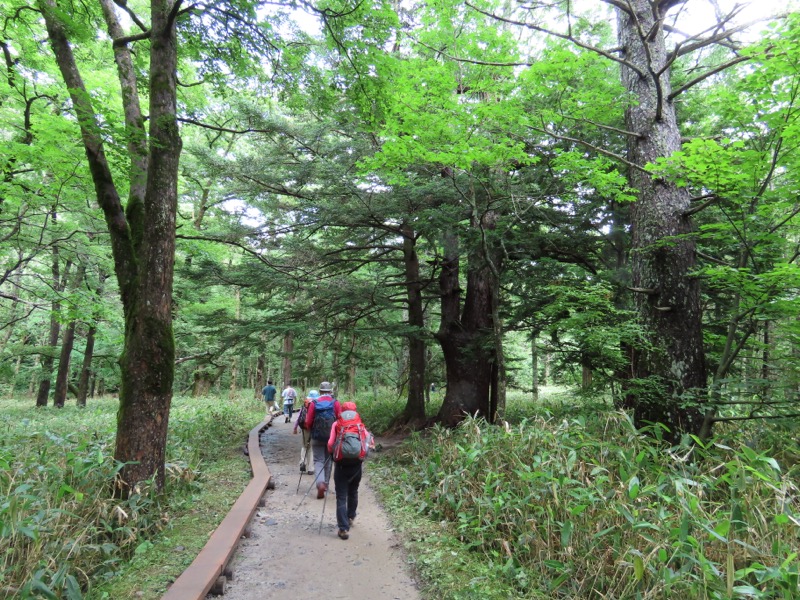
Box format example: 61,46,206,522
0,394,261,599
371,401,800,599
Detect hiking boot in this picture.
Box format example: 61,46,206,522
316,482,326,499
338,529,349,540
348,517,355,527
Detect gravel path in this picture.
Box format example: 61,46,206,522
210,415,422,600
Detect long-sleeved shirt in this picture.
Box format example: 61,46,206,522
303,395,342,432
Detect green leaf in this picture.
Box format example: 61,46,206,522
633,555,644,581
628,476,640,500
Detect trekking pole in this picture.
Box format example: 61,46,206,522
297,467,323,504
318,485,328,535
297,455,331,507
317,455,335,535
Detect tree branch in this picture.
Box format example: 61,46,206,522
466,1,647,79
713,412,800,423
683,194,718,217
528,123,648,173
669,54,751,100
113,30,151,47
112,0,148,32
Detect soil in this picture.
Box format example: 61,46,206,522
210,414,422,600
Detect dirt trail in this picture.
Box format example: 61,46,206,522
210,414,421,600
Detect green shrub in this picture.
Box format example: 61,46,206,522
372,408,800,599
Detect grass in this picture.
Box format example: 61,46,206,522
4,387,798,599
0,393,263,599
368,391,800,599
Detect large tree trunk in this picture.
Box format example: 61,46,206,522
41,0,180,492
395,224,427,427
618,1,706,442
435,218,500,427
115,0,180,491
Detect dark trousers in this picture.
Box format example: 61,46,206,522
333,460,362,532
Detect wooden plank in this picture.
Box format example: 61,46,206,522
162,419,272,599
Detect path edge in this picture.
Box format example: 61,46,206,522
161,417,274,599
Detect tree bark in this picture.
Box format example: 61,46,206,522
76,324,96,407
36,248,70,407
395,224,427,427
282,331,293,386
54,264,86,407
255,354,265,400
53,320,76,407
531,330,539,401
618,0,707,442
115,0,180,490
40,0,180,491
77,272,105,407
434,213,501,426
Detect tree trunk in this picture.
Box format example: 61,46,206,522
397,224,427,426
228,287,241,397
40,0,180,491
53,319,76,408
77,324,96,407
54,264,85,407
77,273,104,407
255,354,265,400
435,219,499,427
282,331,293,386
36,251,71,407
581,360,592,391
760,321,771,399
531,331,539,401
618,1,706,442
115,0,180,490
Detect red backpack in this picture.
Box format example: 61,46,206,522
331,408,369,463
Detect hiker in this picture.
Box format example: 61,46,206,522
261,380,278,417
282,384,297,423
304,381,340,498
292,389,318,474
328,401,374,540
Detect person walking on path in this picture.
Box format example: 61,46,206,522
218,416,422,600
304,381,340,499
281,384,297,423
328,401,374,540
261,380,278,417
292,390,318,473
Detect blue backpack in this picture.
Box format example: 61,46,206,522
311,398,335,441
